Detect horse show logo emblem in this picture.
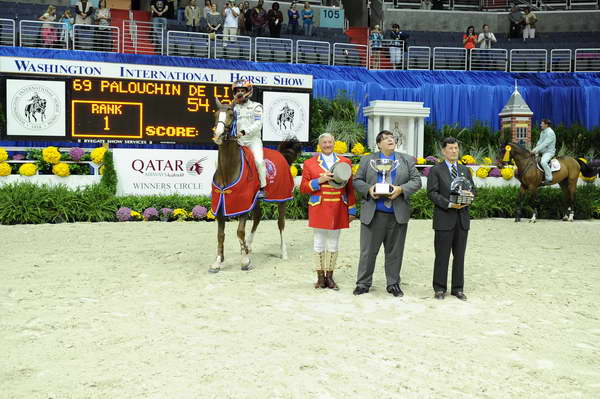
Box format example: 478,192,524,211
11,84,61,131
264,158,277,183
267,96,306,139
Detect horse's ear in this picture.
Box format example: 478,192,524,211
215,97,222,109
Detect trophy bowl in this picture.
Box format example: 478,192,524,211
369,158,400,195
449,176,475,205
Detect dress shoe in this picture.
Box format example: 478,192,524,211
451,291,467,301
386,284,404,297
353,286,369,295
434,291,445,300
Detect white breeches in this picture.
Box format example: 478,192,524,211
523,26,535,39
244,140,266,188
313,228,341,252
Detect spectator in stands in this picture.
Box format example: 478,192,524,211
185,0,202,32
288,3,300,35
370,25,384,69
463,25,477,50
207,3,223,37
508,5,523,40
151,0,169,46
477,24,497,49
388,23,409,70
223,1,239,42
203,0,212,18
421,0,433,10
94,0,112,52
251,0,268,37
59,9,74,46
522,7,537,42
75,0,94,25
39,5,58,48
240,1,252,36
301,2,314,37
431,0,444,10
267,2,283,38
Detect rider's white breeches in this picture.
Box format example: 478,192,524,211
246,140,266,188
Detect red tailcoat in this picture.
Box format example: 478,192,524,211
300,154,356,230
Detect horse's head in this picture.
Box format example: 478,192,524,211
212,97,236,145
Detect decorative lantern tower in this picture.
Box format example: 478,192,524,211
498,82,533,146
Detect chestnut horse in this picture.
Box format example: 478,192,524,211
499,142,596,222
210,99,300,272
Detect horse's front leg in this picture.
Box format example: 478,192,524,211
529,188,538,223
237,215,253,270
515,185,525,222
278,202,288,260
209,215,226,273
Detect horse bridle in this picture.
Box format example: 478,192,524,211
503,145,535,177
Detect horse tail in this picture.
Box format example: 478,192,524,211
576,158,598,178
278,137,301,165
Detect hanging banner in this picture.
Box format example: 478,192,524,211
5,79,66,137
112,148,218,196
261,91,310,142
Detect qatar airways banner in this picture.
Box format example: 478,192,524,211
112,148,218,196
0,56,313,89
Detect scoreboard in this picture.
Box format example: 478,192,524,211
70,78,233,144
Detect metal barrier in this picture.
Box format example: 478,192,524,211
407,46,431,70
123,20,163,55
214,34,252,61
296,40,331,65
332,43,367,67
550,49,572,72
19,20,69,50
255,37,293,63
73,24,119,52
0,18,15,47
469,48,508,71
371,40,404,70
574,48,600,72
166,31,210,58
509,49,547,72
433,47,467,71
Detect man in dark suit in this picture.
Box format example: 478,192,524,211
426,137,475,301
353,130,422,297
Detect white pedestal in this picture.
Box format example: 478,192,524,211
363,100,430,157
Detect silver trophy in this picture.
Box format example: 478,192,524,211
449,176,475,205
369,158,400,195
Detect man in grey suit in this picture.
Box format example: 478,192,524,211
353,130,422,297
426,137,475,301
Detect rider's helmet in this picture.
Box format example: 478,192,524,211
232,79,253,103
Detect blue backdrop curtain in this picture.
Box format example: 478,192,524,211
2,47,600,150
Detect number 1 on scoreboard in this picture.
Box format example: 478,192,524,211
103,116,110,131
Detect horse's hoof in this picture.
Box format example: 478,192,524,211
241,263,254,271
208,267,221,273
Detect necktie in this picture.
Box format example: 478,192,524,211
451,163,458,179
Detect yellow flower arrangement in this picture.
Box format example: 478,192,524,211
99,165,105,175
173,208,188,220
461,155,476,165
351,143,365,156
19,163,37,176
315,144,321,152
91,147,108,164
130,210,142,220
290,165,298,177
333,141,347,154
0,162,11,176
42,146,61,164
501,167,514,180
476,167,490,178
0,148,8,162
206,209,216,220
352,164,360,175
52,162,71,177
363,152,371,156
416,157,426,165
483,157,493,165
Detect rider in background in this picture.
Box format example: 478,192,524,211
232,79,267,197
532,118,556,185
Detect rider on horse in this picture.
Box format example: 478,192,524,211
532,118,556,186
232,79,267,197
